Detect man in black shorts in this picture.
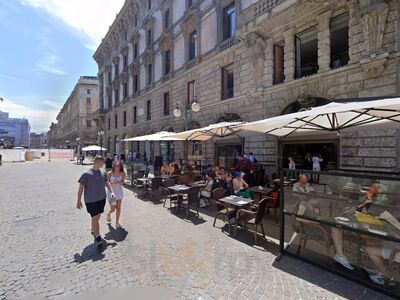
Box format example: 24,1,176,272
77,155,115,247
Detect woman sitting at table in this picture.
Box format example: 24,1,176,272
161,162,173,175
232,171,252,199
357,183,388,214
200,172,215,199
171,163,181,175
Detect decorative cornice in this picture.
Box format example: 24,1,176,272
129,61,140,75
180,6,201,35
159,31,173,50
143,48,154,64
112,56,120,65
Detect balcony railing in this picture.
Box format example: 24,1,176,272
237,0,288,28
219,36,240,52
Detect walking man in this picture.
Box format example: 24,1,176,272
76,155,115,247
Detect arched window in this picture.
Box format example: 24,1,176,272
281,97,330,115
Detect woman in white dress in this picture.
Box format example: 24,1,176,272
106,161,125,228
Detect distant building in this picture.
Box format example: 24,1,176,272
0,111,30,147
30,132,47,148
47,76,99,151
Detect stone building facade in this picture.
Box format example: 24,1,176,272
47,76,100,151
94,0,400,173
29,132,47,148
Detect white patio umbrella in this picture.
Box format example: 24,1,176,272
170,122,247,141
122,131,184,141
238,98,400,137
81,145,107,151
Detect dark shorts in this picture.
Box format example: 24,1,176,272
85,199,106,217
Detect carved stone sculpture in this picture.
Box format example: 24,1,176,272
359,1,388,55
245,32,266,92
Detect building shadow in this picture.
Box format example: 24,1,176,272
104,224,128,242
166,207,207,225
73,240,117,263
271,254,392,299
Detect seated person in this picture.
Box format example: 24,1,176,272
232,171,252,199
171,163,181,175
365,240,400,285
292,175,314,193
357,183,388,213
200,172,215,199
297,197,354,270
161,163,173,175
214,166,223,178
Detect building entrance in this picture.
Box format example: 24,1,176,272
280,140,338,171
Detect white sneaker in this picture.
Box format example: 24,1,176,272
368,273,396,286
333,255,354,270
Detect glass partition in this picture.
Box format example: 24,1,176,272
280,169,400,297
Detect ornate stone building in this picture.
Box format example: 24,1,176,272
47,76,100,151
94,0,400,173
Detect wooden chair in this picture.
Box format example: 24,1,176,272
265,190,280,224
234,198,268,245
181,186,201,218
146,177,163,201
384,248,400,288
162,178,179,208
210,187,236,234
132,170,145,189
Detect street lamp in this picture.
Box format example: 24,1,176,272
173,96,201,165
97,130,105,156
173,96,201,129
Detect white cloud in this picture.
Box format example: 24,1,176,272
37,53,67,75
0,97,58,132
44,100,61,109
20,0,125,50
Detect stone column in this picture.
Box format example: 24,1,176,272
317,10,332,73
264,38,274,87
283,28,295,83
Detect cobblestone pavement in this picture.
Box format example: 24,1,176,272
0,162,393,299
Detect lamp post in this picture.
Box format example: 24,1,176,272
173,96,201,164
97,130,105,156
173,96,201,130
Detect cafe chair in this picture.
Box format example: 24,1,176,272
265,190,280,224
162,178,179,208
290,201,333,259
146,177,163,201
132,170,145,189
181,186,201,218
210,187,236,234
234,198,268,246
384,248,400,288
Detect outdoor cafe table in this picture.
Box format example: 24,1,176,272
219,195,254,208
168,184,191,193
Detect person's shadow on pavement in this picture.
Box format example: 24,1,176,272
104,224,128,242
73,240,117,263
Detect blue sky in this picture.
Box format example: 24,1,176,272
0,0,124,132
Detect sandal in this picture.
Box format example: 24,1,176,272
116,223,122,229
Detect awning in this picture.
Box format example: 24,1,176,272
169,122,247,141
123,131,184,142
82,145,107,151
237,98,400,137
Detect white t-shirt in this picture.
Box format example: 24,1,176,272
312,156,323,166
